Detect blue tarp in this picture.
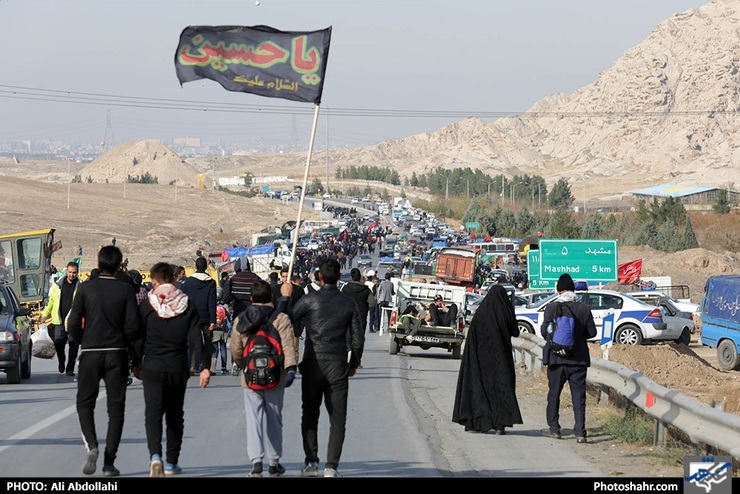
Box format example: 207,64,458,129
703,275,740,322
224,243,275,259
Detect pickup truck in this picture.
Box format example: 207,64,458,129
699,275,740,371
386,279,467,359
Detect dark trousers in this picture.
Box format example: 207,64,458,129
189,324,212,370
52,325,79,374
368,306,379,332
141,366,189,465
546,364,588,437
299,359,349,469
76,350,129,466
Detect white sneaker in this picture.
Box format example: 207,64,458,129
324,467,341,477
301,462,318,477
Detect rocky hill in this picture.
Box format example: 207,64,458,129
191,0,740,202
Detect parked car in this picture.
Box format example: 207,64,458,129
465,287,525,324
515,289,678,346
356,254,373,269
351,197,359,204
519,291,556,307
0,283,33,384
656,298,695,345
627,290,700,315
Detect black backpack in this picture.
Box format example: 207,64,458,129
242,311,284,390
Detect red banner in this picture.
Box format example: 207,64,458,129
618,259,643,284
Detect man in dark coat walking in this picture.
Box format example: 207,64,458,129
539,273,597,443
180,256,217,374
340,268,376,368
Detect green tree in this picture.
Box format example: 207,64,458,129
547,178,574,210
514,206,535,237
309,177,324,194
681,218,699,250
713,189,731,214
461,198,482,224
581,212,609,239
546,208,580,238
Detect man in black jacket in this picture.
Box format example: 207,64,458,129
134,262,211,477
340,268,375,368
67,245,142,477
181,256,217,374
280,258,363,478
539,273,597,443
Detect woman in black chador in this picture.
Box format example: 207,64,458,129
452,284,523,434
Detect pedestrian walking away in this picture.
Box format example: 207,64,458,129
133,262,211,477
452,284,523,435
280,258,364,478
340,267,375,367
231,280,298,477
539,273,597,443
180,256,217,374
67,245,142,477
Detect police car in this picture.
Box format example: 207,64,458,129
515,288,680,345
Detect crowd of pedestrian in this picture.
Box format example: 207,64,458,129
59,242,366,479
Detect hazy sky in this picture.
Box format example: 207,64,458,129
0,0,707,150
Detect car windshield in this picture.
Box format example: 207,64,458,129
530,293,558,308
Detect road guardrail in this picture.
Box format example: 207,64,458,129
511,332,740,461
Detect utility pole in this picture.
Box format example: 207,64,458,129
501,175,504,206
583,180,586,215
325,108,329,194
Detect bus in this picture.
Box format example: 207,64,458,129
468,238,521,264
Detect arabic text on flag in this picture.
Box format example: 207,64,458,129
175,25,331,104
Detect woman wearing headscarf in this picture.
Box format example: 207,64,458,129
452,284,523,434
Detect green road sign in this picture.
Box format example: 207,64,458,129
465,221,480,229
527,250,556,290
538,239,618,282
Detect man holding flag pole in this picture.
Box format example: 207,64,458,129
176,23,364,478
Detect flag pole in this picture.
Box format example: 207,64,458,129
287,104,321,283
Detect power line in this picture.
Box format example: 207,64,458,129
1,84,735,119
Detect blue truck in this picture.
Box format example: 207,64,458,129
699,275,740,371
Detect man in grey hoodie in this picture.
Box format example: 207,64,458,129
181,256,217,373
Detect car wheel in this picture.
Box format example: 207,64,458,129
615,324,643,346
717,339,740,371
21,344,31,379
6,356,21,384
676,328,691,346
389,337,399,355
518,321,534,335
452,345,461,359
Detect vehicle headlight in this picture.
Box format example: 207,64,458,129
0,331,18,343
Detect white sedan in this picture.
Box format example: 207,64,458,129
515,289,682,346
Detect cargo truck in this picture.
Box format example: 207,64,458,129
699,274,740,371
434,246,479,289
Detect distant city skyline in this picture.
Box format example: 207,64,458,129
0,0,706,150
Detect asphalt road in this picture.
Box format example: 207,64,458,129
0,331,609,479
